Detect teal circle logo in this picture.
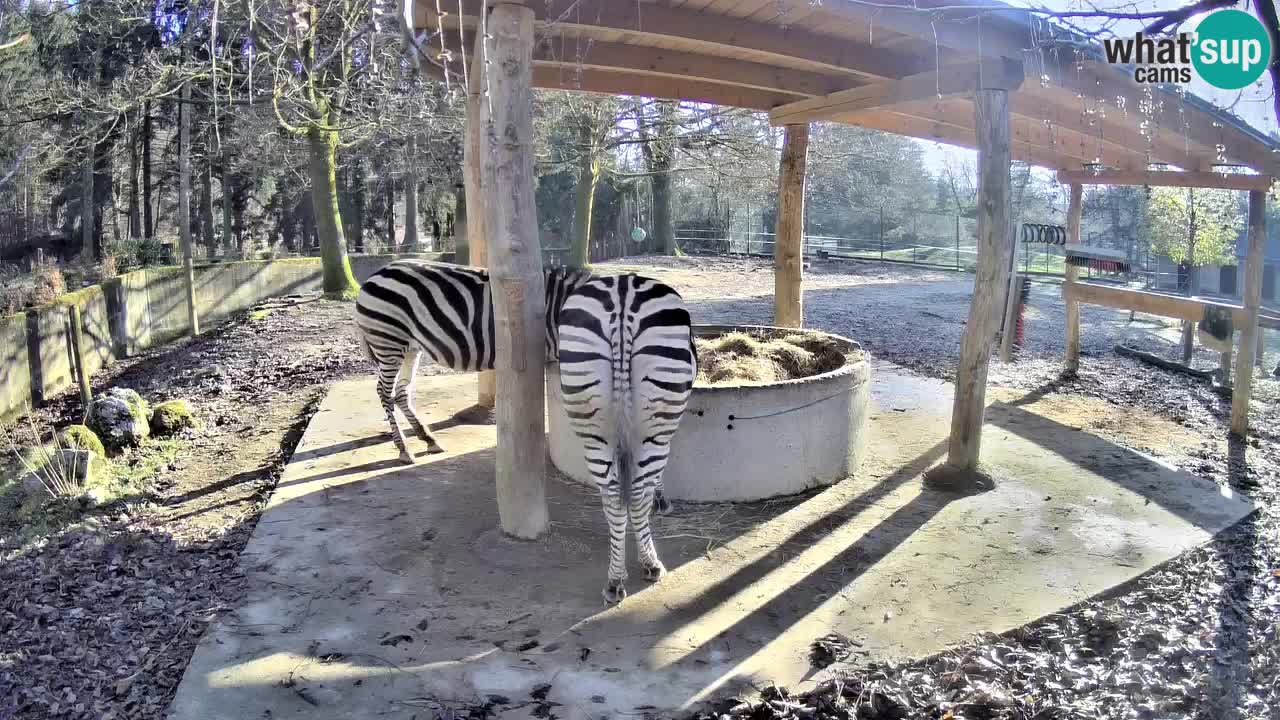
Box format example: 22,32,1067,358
1192,10,1272,90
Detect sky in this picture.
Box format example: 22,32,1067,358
914,0,1279,176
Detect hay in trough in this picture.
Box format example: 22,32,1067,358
694,330,854,386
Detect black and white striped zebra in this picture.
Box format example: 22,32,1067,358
354,259,590,464
556,274,697,603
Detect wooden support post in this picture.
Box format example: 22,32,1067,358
999,270,1019,363
773,123,809,328
1219,344,1233,387
1063,183,1083,374
68,304,91,408
464,32,496,409
1230,190,1267,437
481,2,548,539
946,90,1013,471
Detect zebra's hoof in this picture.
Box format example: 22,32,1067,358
642,563,666,582
603,580,627,604
425,443,446,454
653,493,673,515
399,451,417,465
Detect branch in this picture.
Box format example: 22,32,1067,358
0,32,30,53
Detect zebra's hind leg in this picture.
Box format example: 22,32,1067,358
394,350,443,453
653,484,672,515
630,486,666,582
375,349,416,465
600,486,629,603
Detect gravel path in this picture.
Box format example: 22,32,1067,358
1,255,1277,719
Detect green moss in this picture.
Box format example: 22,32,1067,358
59,425,105,457
52,284,105,309
150,399,198,436
110,437,183,491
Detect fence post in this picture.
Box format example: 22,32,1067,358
68,304,91,408
879,206,885,260
955,214,961,269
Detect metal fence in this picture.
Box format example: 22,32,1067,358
674,228,982,270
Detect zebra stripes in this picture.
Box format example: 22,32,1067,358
556,274,697,603
354,259,589,464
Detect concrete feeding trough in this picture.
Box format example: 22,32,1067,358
547,324,872,501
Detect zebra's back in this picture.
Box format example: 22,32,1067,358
355,259,495,372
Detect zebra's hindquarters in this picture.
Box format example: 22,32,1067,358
556,274,696,602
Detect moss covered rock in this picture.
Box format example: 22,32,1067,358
88,388,151,450
150,399,197,436
58,424,105,458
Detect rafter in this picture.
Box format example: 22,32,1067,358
1057,168,1275,191
769,59,1024,126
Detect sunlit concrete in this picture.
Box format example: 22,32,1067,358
166,368,1255,720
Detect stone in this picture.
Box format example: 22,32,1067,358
20,449,105,497
150,399,198,436
88,388,151,450
58,425,106,458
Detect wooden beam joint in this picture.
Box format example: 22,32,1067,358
770,58,1024,126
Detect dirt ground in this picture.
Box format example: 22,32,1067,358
1,255,1277,719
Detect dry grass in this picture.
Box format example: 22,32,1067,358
695,330,853,386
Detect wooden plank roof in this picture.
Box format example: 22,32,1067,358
417,0,1280,177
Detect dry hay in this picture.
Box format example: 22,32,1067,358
695,330,855,386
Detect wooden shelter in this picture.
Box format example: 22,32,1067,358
413,0,1279,537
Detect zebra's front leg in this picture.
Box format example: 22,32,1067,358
630,487,666,582
600,486,629,604
394,350,444,453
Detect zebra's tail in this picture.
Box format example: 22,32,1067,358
614,359,635,506
352,305,376,367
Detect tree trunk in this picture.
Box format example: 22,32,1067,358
652,171,674,254
384,178,396,249
352,158,366,253
129,124,142,239
570,124,599,268
200,153,215,254
1181,189,1198,364
773,123,809,328
221,151,234,256
81,147,94,258
301,193,316,251
178,83,200,335
307,124,359,297
142,102,153,239
405,135,421,254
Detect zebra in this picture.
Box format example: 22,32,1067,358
556,273,697,603
354,259,590,464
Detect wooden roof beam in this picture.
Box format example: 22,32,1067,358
427,0,931,82
769,59,1024,126
1043,60,1280,176
835,110,1111,171
520,35,852,99
809,0,1033,60
1057,169,1275,191
1008,91,1205,171
531,66,804,111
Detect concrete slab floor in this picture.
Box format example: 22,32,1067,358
167,365,1255,720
